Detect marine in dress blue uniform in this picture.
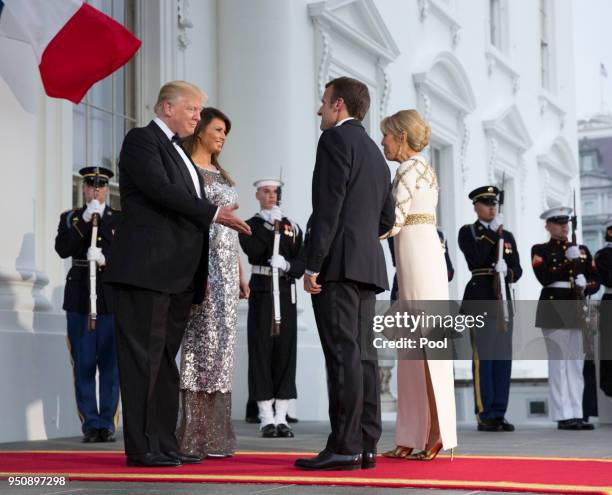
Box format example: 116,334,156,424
54,166,120,442
531,207,599,430
458,186,522,432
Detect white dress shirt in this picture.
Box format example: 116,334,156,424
335,117,354,127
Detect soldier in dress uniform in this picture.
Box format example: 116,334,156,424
54,166,121,443
239,179,305,438
458,185,522,432
532,207,600,430
594,219,612,398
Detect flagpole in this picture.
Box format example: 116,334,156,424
601,70,605,112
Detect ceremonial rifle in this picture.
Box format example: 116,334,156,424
271,179,282,336
88,167,102,331
494,173,509,332
570,191,589,329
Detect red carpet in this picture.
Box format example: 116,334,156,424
1,451,612,494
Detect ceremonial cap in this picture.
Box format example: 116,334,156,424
540,206,572,223
468,185,499,205
253,178,283,189
79,166,114,185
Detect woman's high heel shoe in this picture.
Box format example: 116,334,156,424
407,441,443,461
382,446,413,459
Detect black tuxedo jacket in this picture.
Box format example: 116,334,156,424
105,120,217,303
306,119,394,293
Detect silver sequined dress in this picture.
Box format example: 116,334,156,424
177,167,239,456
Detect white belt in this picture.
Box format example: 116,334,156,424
251,265,286,276
546,281,572,289
605,287,612,294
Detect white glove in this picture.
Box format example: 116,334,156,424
565,245,581,260
574,274,587,288
269,206,282,223
489,213,504,232
83,199,104,222
269,254,290,272
495,259,508,275
87,246,106,266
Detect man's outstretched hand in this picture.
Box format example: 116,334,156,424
216,204,251,235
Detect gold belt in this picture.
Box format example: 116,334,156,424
72,259,89,267
403,213,435,226
471,268,495,276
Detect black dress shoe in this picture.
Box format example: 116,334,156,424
277,424,294,438
261,423,278,438
98,429,116,442
558,419,580,430
477,419,502,432
576,419,595,430
362,452,376,469
295,449,362,471
286,414,298,424
164,451,204,464
497,418,515,432
82,429,100,443
126,452,181,467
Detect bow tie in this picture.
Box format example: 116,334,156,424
171,133,181,144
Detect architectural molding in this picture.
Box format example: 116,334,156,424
418,0,461,48
483,104,532,153
537,136,578,208
309,0,399,117
413,51,477,115
177,0,194,49
485,47,520,94
413,52,476,184
539,90,567,129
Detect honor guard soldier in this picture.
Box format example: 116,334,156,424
54,166,120,443
595,219,612,398
458,185,522,432
239,179,305,438
532,207,600,430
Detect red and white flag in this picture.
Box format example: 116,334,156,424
601,63,608,78
0,0,141,103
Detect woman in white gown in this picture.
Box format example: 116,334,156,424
380,110,457,460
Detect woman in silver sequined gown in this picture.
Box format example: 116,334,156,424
176,107,249,457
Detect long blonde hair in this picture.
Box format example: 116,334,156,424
182,107,235,186
380,109,431,152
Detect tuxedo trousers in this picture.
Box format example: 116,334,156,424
312,281,381,455
113,284,193,456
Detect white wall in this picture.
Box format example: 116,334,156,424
0,0,580,440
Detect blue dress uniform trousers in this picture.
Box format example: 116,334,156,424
66,312,119,433
471,317,512,420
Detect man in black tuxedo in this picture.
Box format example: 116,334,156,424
105,81,250,467
295,77,394,471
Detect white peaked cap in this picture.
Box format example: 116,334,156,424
539,206,573,221
253,178,284,189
